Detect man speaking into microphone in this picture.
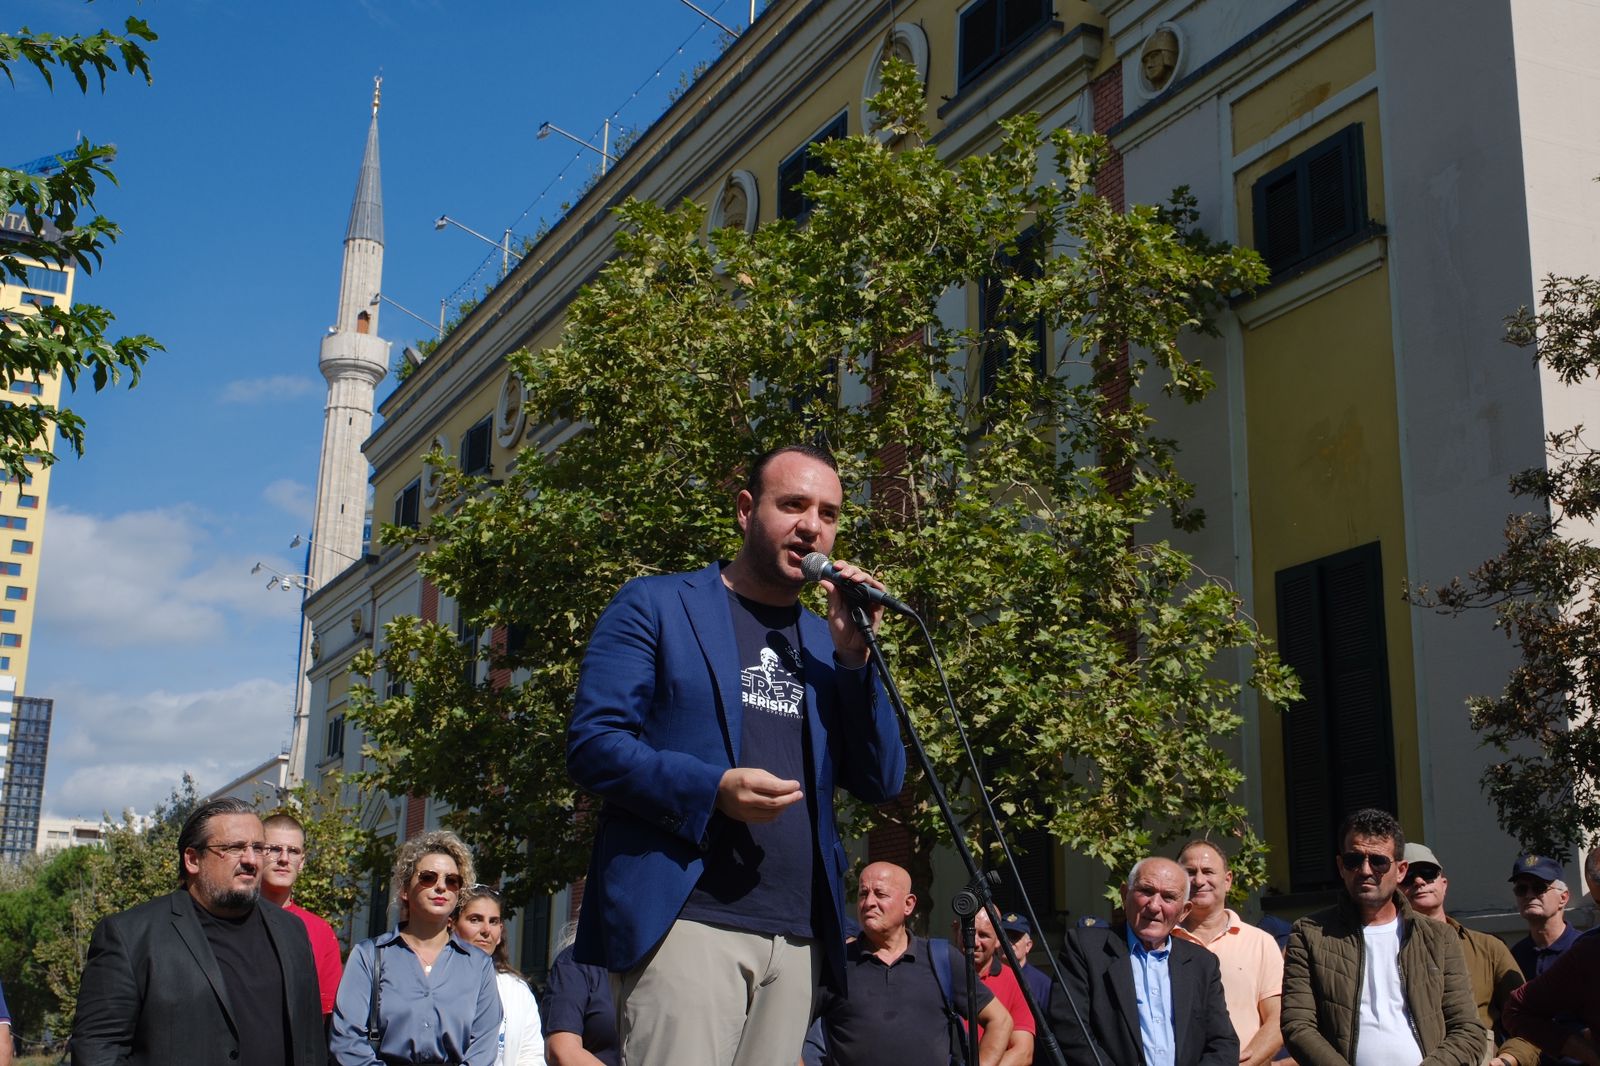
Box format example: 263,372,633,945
567,443,907,1066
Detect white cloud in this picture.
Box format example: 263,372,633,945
35,506,301,648
220,376,320,404
44,678,294,820
262,478,313,522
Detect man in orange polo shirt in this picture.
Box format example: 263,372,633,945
1174,840,1282,1065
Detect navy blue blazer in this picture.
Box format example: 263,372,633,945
567,561,905,991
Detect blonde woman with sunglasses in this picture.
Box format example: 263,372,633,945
331,831,503,1065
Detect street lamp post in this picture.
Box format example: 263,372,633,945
251,561,315,593
673,0,740,36
435,214,523,279
371,292,444,337
537,120,618,175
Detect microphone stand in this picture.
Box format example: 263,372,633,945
848,604,1080,1066
950,872,993,1066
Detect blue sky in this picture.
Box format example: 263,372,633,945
12,0,745,819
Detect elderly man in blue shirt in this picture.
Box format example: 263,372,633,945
1050,856,1237,1066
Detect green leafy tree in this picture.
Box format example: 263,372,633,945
0,18,162,481
349,61,1298,901
0,847,97,1049
5,775,200,1040
1411,273,1600,856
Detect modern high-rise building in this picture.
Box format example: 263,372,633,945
0,693,52,863
0,209,68,697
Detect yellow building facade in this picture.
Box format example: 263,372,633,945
305,0,1600,956
0,217,68,697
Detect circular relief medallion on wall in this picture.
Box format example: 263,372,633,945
422,432,450,507
495,369,528,447
708,170,760,234
1137,22,1185,98
861,23,929,141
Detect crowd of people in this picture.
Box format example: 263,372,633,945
64,800,621,1066
53,795,1600,1066
56,443,1600,1065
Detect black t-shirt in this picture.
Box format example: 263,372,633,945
193,897,290,1066
817,936,993,1066
680,590,818,938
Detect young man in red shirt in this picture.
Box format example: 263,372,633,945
262,812,343,1018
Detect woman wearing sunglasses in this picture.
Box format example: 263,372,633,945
452,884,545,1065
331,830,503,1065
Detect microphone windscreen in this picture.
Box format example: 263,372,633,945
800,552,831,584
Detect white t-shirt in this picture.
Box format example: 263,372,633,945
1353,919,1425,1066
495,970,547,1066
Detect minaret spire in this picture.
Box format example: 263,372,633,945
345,83,384,250
288,84,392,784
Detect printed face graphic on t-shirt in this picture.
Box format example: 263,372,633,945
743,640,803,718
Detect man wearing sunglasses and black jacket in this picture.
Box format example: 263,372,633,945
1280,808,1484,1066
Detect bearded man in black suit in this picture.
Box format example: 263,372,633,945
71,796,327,1066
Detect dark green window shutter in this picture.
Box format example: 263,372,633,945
978,230,1047,398
1275,541,1396,891
1251,123,1368,277
777,112,847,222
958,0,1050,89
992,825,1055,923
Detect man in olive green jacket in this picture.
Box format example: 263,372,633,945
1400,843,1540,1066
1281,809,1484,1066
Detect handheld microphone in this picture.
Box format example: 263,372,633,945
800,552,915,616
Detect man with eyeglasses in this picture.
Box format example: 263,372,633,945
1280,807,1483,1066
70,797,327,1066
1399,843,1537,1066
1501,852,1600,1065
1507,855,1580,982
262,811,344,1018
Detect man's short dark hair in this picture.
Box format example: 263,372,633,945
745,444,837,500
1585,847,1600,892
1337,808,1405,859
176,797,258,888
1177,838,1230,871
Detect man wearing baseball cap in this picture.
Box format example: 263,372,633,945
999,912,1053,1017
1501,849,1600,1065
1400,843,1536,1066
1508,854,1580,980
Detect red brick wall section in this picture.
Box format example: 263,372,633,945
404,793,426,839
488,625,510,690
866,784,915,868
404,579,440,840
1089,61,1133,495
568,877,586,923
1091,62,1125,213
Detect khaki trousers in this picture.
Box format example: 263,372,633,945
613,918,821,1066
